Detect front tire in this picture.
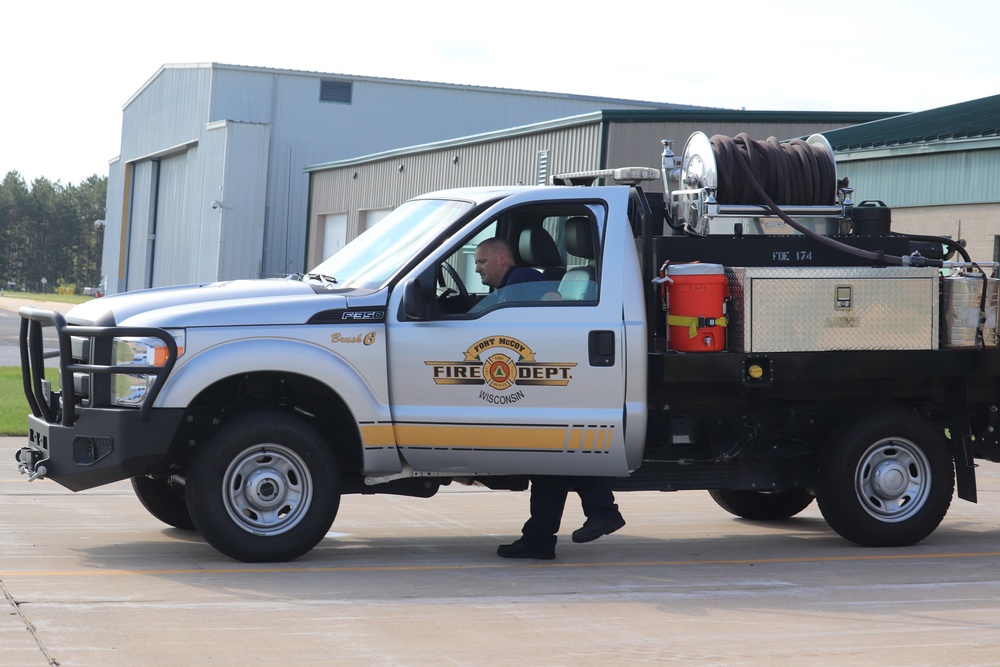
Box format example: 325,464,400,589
708,488,815,520
131,475,196,530
815,408,953,547
185,412,341,562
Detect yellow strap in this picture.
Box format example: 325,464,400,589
667,314,728,339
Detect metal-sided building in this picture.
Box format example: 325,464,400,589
102,63,689,294
823,94,1000,265
304,109,891,269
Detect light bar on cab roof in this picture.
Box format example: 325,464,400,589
551,167,660,186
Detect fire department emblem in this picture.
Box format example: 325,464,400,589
426,336,576,391
483,353,517,391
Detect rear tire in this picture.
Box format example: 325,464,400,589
708,488,815,520
131,475,196,530
815,408,953,547
185,412,341,562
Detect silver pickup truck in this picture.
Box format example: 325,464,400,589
18,141,1000,563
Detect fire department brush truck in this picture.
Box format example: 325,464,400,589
17,132,1000,562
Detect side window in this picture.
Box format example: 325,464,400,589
434,222,496,314
431,205,600,317
551,214,599,302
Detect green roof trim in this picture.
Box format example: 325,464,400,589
821,94,1000,151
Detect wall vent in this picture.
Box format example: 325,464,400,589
536,150,549,185
320,79,353,104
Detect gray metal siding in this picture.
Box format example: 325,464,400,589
306,123,602,267
125,160,156,291
837,148,1000,208
137,127,266,288
210,69,278,123
254,73,651,277
305,117,874,265
833,147,1000,264
102,159,125,293
189,132,225,282
120,67,212,161
605,121,873,193
105,64,682,290
305,80,639,162
219,122,270,280
151,152,195,287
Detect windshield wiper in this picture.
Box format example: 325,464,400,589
305,273,338,288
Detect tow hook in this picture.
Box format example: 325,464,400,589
15,448,48,482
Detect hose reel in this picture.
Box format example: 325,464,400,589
669,131,845,235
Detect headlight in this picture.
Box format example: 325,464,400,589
111,329,185,407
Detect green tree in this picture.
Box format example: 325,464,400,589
0,172,31,291
0,171,107,294
68,175,108,290
23,177,66,292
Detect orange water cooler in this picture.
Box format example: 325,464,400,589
665,263,730,352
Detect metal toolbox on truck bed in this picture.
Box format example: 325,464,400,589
725,266,940,352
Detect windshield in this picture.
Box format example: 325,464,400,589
307,198,474,289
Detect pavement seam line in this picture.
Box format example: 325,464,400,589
1,579,58,666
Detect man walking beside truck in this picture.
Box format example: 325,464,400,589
497,476,626,560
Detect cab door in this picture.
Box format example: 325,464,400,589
385,189,633,477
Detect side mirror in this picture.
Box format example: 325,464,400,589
402,279,425,320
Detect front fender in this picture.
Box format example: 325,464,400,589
155,337,394,453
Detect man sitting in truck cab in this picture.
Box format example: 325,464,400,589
471,237,560,310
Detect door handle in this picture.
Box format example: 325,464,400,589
588,330,615,367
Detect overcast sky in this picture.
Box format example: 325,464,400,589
4,0,999,186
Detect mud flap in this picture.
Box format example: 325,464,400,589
947,377,978,503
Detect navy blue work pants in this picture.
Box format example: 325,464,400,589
520,476,619,549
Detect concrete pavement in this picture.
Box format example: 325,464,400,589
4,432,1000,666
4,295,1000,664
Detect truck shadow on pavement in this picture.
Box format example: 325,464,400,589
62,518,1000,631
73,513,1000,574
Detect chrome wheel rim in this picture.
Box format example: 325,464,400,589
855,437,931,523
222,444,313,536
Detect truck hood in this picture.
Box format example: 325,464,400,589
65,280,369,328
